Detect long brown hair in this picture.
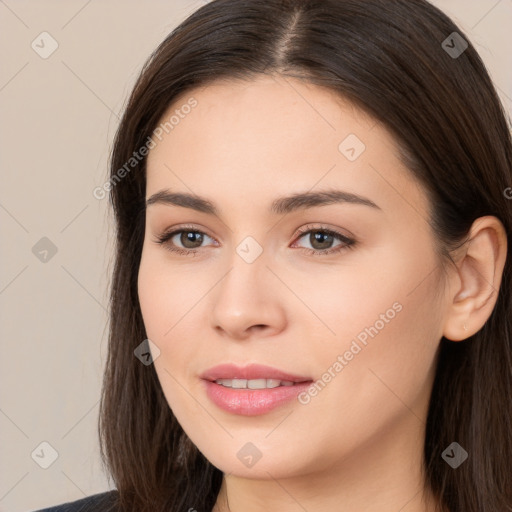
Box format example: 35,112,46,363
98,1,512,510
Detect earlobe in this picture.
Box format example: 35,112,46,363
442,216,508,342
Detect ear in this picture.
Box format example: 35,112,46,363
442,216,508,342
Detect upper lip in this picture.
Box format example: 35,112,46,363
200,363,312,383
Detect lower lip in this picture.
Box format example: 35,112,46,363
202,380,313,416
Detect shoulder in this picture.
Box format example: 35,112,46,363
33,489,119,512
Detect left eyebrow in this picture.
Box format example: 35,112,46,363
145,188,382,215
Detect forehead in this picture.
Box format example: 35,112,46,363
154,74,377,150
145,74,429,222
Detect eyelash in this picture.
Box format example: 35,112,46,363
153,223,356,257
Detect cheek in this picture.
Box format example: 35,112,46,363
137,256,205,422
138,256,169,339
137,252,212,379
308,261,442,424
137,250,205,337
288,270,442,467
297,240,443,401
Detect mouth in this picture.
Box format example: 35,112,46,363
200,363,314,416
200,362,312,384
213,378,301,389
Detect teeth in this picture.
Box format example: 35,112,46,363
214,378,295,389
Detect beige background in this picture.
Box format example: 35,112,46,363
0,1,511,511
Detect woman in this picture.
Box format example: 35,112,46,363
36,0,512,510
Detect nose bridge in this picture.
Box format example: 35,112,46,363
235,234,266,266
220,235,270,304
209,235,285,337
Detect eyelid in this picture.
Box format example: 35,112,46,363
155,223,216,240
153,222,356,256
291,223,356,253
154,222,351,240
293,222,353,240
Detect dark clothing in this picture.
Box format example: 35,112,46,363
33,490,118,512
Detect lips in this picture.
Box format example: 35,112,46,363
200,363,312,384
199,363,314,415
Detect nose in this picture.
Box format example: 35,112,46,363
209,249,287,340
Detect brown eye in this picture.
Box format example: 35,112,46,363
293,225,356,256
154,224,356,257
307,231,336,250
177,231,204,249
154,226,215,255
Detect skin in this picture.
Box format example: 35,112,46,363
137,74,507,512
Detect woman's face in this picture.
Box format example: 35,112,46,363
138,74,448,480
